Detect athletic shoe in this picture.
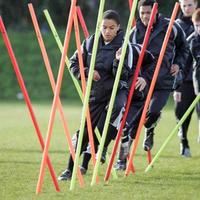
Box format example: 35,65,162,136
114,160,126,171
80,166,87,175
143,129,154,151
58,169,72,181
180,144,191,158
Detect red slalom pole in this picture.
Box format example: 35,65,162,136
127,154,135,173
73,9,99,183
76,6,90,38
128,0,136,27
36,0,78,194
104,3,158,182
147,150,152,164
125,3,180,176
28,3,84,186
0,16,60,192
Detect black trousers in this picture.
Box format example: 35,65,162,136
124,98,145,139
126,89,171,139
174,81,200,147
67,89,127,171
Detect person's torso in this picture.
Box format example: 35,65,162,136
131,15,178,90
85,31,124,102
190,34,200,71
176,15,194,82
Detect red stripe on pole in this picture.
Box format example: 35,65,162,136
28,3,84,186
76,6,90,38
147,150,152,164
0,16,60,192
36,0,79,194
73,9,99,183
127,154,135,173
128,0,136,27
128,0,132,9
104,3,158,182
125,3,180,176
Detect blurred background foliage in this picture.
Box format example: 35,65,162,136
0,0,184,100
0,0,178,29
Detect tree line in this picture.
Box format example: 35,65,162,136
0,0,178,30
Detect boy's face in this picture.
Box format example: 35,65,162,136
101,19,120,42
193,20,200,35
180,0,197,17
139,5,156,27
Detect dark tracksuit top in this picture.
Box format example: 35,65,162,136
129,14,190,133
188,33,200,96
176,14,194,82
70,30,127,103
130,14,189,90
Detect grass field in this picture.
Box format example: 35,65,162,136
0,100,200,200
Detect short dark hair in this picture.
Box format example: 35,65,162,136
103,10,120,25
192,8,200,22
138,0,156,10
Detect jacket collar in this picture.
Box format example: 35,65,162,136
99,30,124,48
136,14,168,44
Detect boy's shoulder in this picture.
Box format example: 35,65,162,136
83,34,96,52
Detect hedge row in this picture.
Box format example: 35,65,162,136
0,29,82,100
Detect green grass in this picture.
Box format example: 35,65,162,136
0,101,200,200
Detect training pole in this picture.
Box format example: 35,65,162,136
125,2,180,176
104,3,158,182
0,16,60,192
91,0,139,186
70,0,106,190
73,10,99,183
43,10,83,102
128,0,133,9
44,8,117,180
145,93,200,172
36,0,77,194
28,3,84,186
128,0,136,27
76,6,90,38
